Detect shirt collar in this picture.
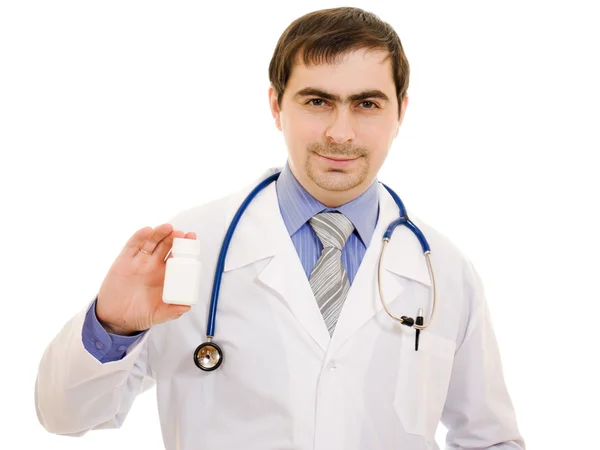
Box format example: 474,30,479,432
276,161,379,246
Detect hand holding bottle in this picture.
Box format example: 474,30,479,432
96,224,196,335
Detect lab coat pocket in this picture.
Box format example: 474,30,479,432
393,330,456,437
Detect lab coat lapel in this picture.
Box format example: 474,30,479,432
326,184,432,359
223,181,330,352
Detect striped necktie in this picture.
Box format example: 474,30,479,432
308,212,355,336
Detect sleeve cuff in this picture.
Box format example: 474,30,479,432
81,297,146,363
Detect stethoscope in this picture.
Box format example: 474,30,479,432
194,171,438,371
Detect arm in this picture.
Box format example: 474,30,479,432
35,299,155,436
441,261,526,449
35,224,194,437
82,298,146,363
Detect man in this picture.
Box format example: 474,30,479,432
35,7,525,450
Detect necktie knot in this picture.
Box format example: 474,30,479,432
309,212,354,250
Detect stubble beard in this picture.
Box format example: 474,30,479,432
304,143,370,192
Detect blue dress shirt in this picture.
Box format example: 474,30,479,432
83,162,380,361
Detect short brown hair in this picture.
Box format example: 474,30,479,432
268,7,410,118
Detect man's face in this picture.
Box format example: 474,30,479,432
269,47,408,207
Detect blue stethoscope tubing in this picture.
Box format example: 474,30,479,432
193,170,438,371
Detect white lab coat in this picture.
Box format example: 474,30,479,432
35,168,525,450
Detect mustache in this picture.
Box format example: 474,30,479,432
308,143,367,159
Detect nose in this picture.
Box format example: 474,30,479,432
325,108,355,145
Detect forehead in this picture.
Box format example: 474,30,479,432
286,48,395,94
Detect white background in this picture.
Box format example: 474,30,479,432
1,0,598,448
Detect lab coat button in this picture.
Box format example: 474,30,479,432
329,363,337,372
95,341,104,350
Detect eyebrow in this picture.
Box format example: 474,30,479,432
293,87,390,103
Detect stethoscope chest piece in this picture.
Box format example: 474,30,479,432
194,341,223,371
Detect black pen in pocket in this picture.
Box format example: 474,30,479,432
415,308,424,351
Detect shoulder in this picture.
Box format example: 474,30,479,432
402,210,465,263
166,166,283,238
407,211,483,300
167,195,229,236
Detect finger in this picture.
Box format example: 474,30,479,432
137,223,174,257
122,226,155,257
162,231,197,260
155,229,185,261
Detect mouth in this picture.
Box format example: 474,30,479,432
315,153,361,168
316,154,360,162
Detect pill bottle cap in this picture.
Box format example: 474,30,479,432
171,238,201,257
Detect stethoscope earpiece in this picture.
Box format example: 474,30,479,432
400,316,415,327
194,341,223,371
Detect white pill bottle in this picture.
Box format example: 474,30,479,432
162,238,202,306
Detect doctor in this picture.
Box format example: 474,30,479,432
35,6,525,450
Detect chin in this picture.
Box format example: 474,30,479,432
309,168,366,192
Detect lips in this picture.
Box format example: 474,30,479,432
317,154,360,162
315,152,361,168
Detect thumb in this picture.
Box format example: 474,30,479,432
155,304,192,324
170,304,192,318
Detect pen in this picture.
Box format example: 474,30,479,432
415,308,423,351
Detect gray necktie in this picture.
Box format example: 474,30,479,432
308,212,355,336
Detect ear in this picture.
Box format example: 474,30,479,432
395,95,409,137
268,86,282,131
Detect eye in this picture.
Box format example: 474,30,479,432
307,98,329,107
359,101,379,109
